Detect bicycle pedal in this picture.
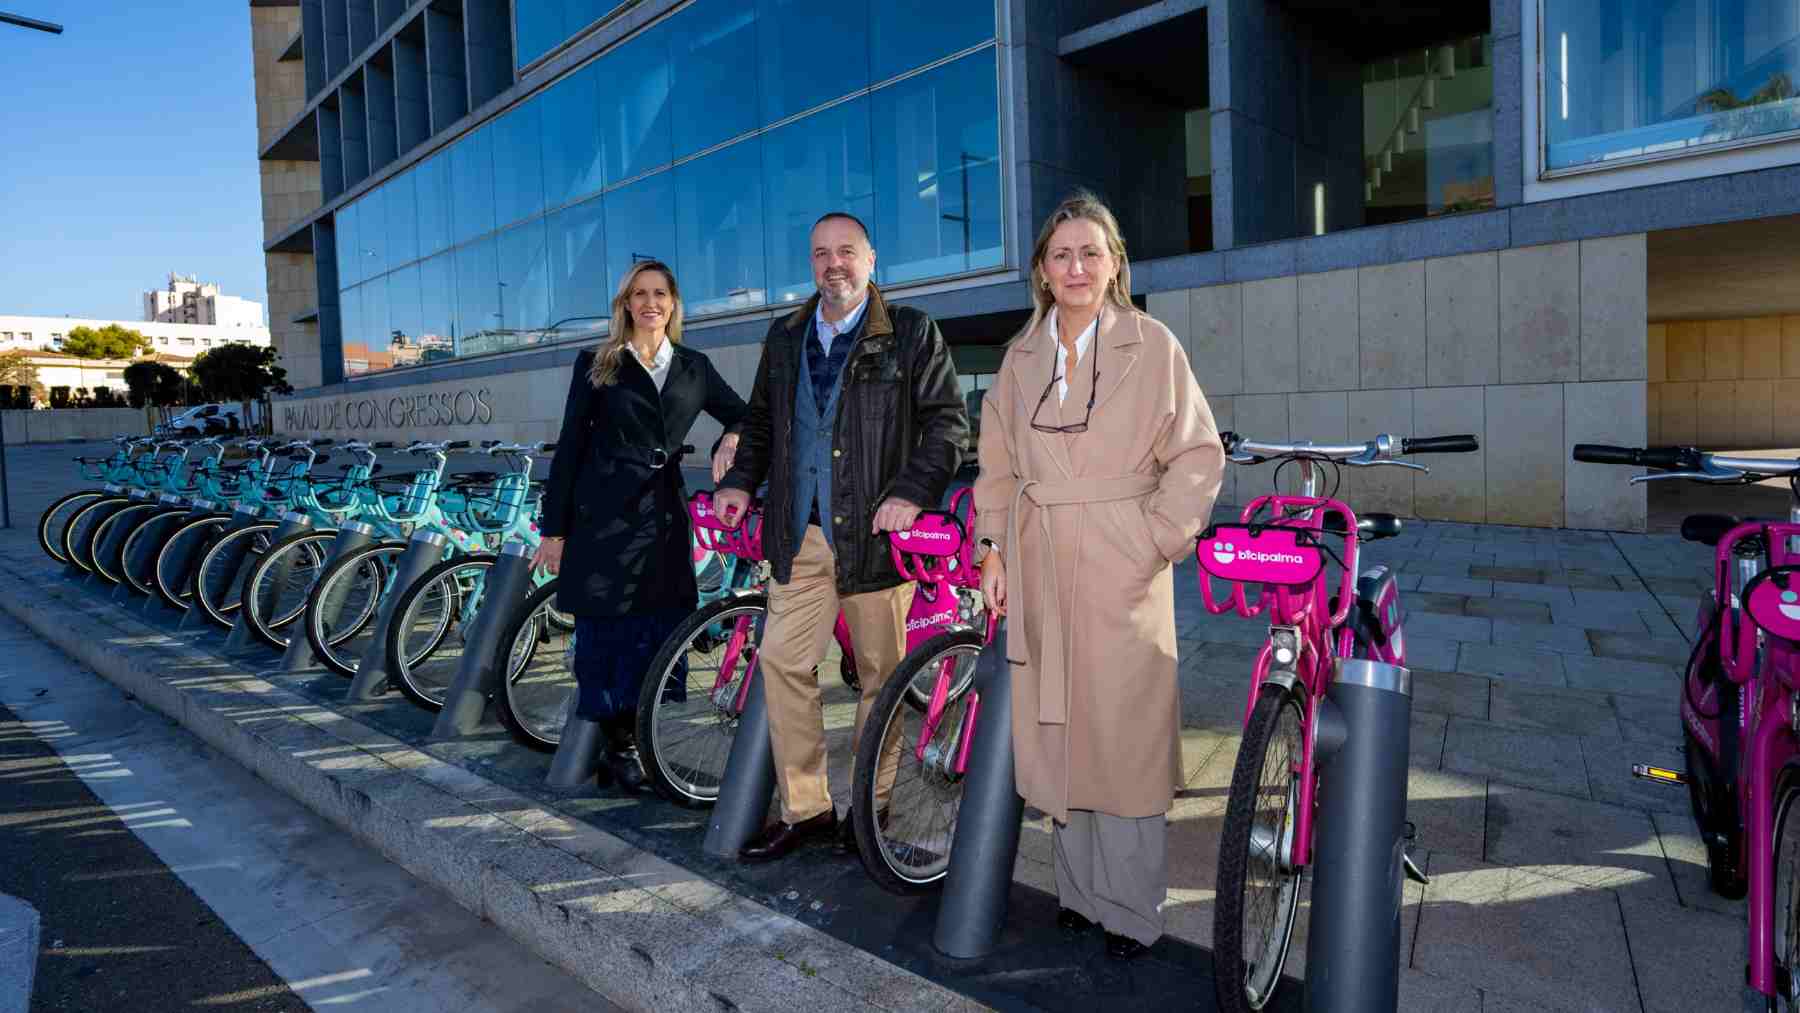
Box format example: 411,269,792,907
1402,852,1429,886
1632,763,1689,787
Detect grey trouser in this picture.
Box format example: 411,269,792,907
1053,809,1168,946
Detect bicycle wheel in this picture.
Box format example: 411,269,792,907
154,515,229,610
39,490,101,564
90,503,158,585
636,594,769,807
1214,686,1307,1013
120,508,189,597
1769,774,1800,1012
242,530,339,648
191,522,280,629
850,628,985,894
303,541,406,676
62,495,127,573
494,579,578,753
386,554,496,711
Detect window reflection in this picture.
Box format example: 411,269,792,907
869,0,994,82
757,0,869,125
871,51,1003,284
335,202,360,286
492,102,546,228
387,264,424,368
515,0,618,69
497,218,553,349
386,172,419,270
603,171,677,308
547,196,610,326
671,0,760,159
361,274,390,372
540,63,605,209
763,97,873,304
415,153,454,257
455,235,502,358
339,284,365,375
359,185,388,278
601,20,672,183
418,252,459,362
678,138,767,316
451,124,497,245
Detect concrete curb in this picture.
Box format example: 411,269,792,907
0,565,977,1013
0,891,39,1013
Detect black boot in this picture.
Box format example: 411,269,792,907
603,714,649,796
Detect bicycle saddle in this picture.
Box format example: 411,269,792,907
1322,512,1403,539
1681,513,1741,546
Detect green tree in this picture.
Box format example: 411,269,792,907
0,351,44,405
123,360,187,410
62,323,152,360
190,343,291,432
49,386,70,409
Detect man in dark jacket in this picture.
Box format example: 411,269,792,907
715,212,968,863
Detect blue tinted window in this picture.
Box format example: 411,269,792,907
415,153,455,257
540,62,605,209
361,274,390,372
547,196,611,326
387,264,423,366
603,171,677,308
492,102,546,228
871,52,1003,284
601,20,672,182
451,124,497,244
869,0,994,82
386,171,419,269
338,285,364,375
334,202,361,285
359,186,388,277
418,252,459,361
497,218,552,348
757,0,868,125
677,139,766,316
670,0,760,158
763,97,873,304
454,235,502,357
515,2,567,68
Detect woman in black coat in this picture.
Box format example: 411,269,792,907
535,260,749,792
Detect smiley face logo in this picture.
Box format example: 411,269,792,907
1779,588,1800,621
897,529,912,541
1212,540,1236,565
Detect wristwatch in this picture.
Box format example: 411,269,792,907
975,538,1001,563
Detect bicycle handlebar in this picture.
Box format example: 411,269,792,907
1402,435,1479,455
1572,443,1799,482
1222,432,1479,463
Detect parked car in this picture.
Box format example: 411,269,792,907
156,403,245,437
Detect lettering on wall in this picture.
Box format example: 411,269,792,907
281,387,495,432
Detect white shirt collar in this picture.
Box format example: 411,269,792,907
814,290,870,355
633,337,674,391
1045,307,1098,403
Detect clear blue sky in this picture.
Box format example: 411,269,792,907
0,1,268,322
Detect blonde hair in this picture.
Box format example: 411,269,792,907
1013,190,1135,344
588,261,684,387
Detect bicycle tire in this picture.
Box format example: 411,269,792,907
1767,771,1800,1013
386,554,497,712
850,627,985,895
38,490,101,564
242,530,340,648
119,508,189,597
1214,686,1307,1013
191,522,280,629
90,503,159,585
302,540,406,676
62,495,128,573
153,514,229,610
494,578,577,753
636,594,770,807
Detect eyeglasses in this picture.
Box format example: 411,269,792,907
1030,338,1100,434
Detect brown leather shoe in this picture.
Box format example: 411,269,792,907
739,810,837,863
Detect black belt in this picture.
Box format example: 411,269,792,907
604,443,694,470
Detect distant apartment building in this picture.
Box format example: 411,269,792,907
143,273,267,329
0,314,272,356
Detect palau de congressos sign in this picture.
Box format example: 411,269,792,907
282,386,496,432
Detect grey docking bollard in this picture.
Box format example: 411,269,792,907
1303,658,1414,1013
223,512,313,654
545,712,606,790
111,495,182,602
177,506,263,633
141,500,218,616
272,521,375,672
66,486,127,580
89,492,151,591
701,610,777,860
430,540,536,737
933,631,1024,960
344,528,449,702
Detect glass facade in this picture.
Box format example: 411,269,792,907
1363,36,1495,226
1543,0,1800,172
340,0,1000,377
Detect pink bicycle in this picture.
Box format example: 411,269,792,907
1574,443,1800,1011
849,487,996,894
1203,431,1475,1013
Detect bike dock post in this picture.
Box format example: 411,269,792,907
701,612,777,860
137,498,213,616
271,521,375,672
86,491,150,591
1304,659,1414,1013
933,631,1024,960
222,512,313,655
545,713,605,790
177,506,262,633
111,493,185,603
344,529,449,702
429,540,535,738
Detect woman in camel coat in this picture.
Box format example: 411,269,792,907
973,191,1225,959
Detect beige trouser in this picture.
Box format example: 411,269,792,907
761,525,916,824
1053,810,1169,946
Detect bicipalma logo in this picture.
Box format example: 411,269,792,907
906,607,957,632
1210,540,1305,566
897,528,955,542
